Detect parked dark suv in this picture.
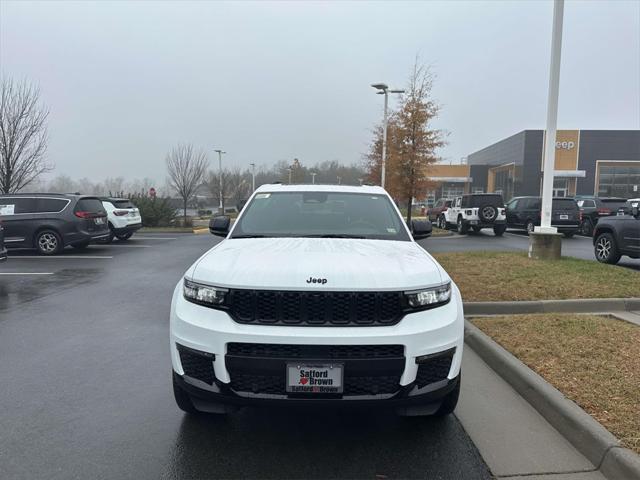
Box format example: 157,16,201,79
427,198,452,229
593,200,639,264
0,194,109,255
505,196,580,238
0,221,7,262
575,196,627,236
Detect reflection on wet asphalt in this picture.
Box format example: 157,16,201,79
0,235,491,479
0,268,103,312
164,408,489,479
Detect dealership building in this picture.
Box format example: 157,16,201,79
427,130,640,202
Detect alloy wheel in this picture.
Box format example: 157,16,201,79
596,237,611,260
526,221,535,234
38,233,58,253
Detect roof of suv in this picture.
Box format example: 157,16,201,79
254,184,387,195
0,192,87,198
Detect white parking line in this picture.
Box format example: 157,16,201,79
0,272,54,275
10,255,114,259
132,237,177,240
103,244,151,248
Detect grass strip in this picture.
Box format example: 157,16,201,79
433,252,639,301
472,314,640,454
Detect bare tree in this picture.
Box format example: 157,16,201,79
0,77,51,193
206,170,231,211
166,143,208,221
226,167,251,209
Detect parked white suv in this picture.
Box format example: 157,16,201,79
170,184,464,416
100,197,142,242
446,193,507,236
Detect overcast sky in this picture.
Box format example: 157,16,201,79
1,0,639,183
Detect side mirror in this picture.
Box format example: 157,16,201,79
411,219,432,240
209,215,231,237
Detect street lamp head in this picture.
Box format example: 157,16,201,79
371,83,388,91
389,89,405,94
214,149,226,154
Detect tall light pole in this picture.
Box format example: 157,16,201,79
249,163,256,191
287,167,292,185
538,0,564,234
310,172,316,184
337,176,342,185
371,83,404,189
529,0,564,260
214,149,226,214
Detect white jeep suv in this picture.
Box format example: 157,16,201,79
170,185,464,416
100,197,142,242
447,193,506,236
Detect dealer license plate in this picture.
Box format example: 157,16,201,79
286,363,343,394
560,214,568,220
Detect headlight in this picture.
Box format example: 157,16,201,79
405,282,451,309
183,278,227,306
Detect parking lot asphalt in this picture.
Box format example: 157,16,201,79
419,229,640,271
0,234,491,480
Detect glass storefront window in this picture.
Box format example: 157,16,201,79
597,163,640,197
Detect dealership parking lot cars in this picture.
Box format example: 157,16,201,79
170,184,463,416
575,196,627,236
593,200,640,264
100,197,142,242
0,222,7,262
506,196,580,237
0,193,109,255
446,194,506,235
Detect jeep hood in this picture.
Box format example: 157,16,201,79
188,238,447,291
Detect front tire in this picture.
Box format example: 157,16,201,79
457,217,469,235
594,233,621,264
563,232,574,239
526,220,535,235
116,232,133,241
434,375,461,417
580,219,593,237
35,230,63,255
472,226,482,233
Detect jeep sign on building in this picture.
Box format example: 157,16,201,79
465,130,640,201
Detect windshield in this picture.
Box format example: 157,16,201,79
231,191,410,241
111,199,135,208
600,199,627,209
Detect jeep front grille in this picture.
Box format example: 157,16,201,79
224,289,404,326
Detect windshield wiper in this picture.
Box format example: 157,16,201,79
300,234,366,239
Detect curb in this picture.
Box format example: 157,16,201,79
464,320,640,480
464,297,640,316
192,228,209,235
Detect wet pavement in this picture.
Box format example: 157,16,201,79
0,233,491,480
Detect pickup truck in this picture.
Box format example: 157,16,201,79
446,194,507,236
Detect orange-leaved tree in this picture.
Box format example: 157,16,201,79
365,61,445,223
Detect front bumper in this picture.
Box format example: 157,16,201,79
174,369,460,413
169,281,464,406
